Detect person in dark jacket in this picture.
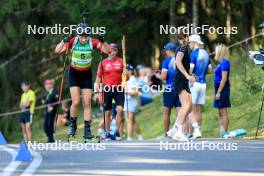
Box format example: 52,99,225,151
43,79,58,143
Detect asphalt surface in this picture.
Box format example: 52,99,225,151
1,139,264,176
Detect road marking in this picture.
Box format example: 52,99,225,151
20,149,43,176
0,145,21,176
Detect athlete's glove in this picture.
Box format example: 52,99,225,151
63,34,73,43
98,35,105,43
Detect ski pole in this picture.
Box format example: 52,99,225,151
121,35,129,119
54,43,69,133
100,51,106,133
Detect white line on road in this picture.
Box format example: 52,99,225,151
20,149,43,176
0,145,22,176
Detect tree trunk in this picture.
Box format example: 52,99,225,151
192,0,199,31
226,0,231,41
169,0,176,42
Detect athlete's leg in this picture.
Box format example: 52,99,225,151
197,105,202,125
116,105,124,130
127,112,135,139
81,89,92,121
70,87,81,119
105,110,112,132
21,123,27,142
219,108,229,131
163,107,171,134
176,90,192,126
25,122,32,142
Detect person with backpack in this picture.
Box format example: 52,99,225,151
54,23,110,140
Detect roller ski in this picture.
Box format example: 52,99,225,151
67,117,77,142
83,121,101,143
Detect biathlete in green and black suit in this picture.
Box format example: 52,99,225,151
54,23,110,139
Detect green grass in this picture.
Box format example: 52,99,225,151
5,50,264,143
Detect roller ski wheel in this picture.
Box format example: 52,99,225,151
67,134,76,142
83,135,101,143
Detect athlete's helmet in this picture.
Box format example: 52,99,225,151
76,23,90,36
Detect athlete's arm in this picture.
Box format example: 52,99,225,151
175,52,195,83
160,70,167,80
94,76,102,93
54,41,66,54
54,36,72,54
217,71,228,94
189,66,194,75
101,42,110,54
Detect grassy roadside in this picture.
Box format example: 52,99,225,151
5,51,264,143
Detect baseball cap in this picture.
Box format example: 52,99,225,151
163,42,176,51
189,34,204,45
127,64,134,71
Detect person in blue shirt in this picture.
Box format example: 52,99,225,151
214,44,231,137
188,34,212,139
157,42,181,140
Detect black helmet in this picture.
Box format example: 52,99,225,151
76,23,90,36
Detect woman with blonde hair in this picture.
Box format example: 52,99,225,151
214,44,231,137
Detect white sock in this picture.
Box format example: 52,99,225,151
127,137,132,141
192,122,200,130
137,135,143,140
176,124,182,132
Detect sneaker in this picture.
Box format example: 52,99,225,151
114,131,122,141
220,126,226,138
167,128,177,138
137,135,144,141
105,132,112,141
190,129,202,140
172,131,189,142
156,134,169,141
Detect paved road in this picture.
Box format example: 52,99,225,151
1,139,264,176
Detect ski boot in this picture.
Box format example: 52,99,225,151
83,121,100,143
67,117,77,142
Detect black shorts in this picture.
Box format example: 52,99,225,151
103,87,124,111
68,67,93,89
174,76,191,95
20,111,32,124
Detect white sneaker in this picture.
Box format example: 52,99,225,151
137,135,144,141
172,131,189,142
167,128,177,138
191,129,202,140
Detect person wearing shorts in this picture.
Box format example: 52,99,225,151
214,44,231,137
54,22,110,139
188,34,212,139
157,42,181,140
20,82,36,143
166,29,197,142
124,64,143,141
94,43,124,141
